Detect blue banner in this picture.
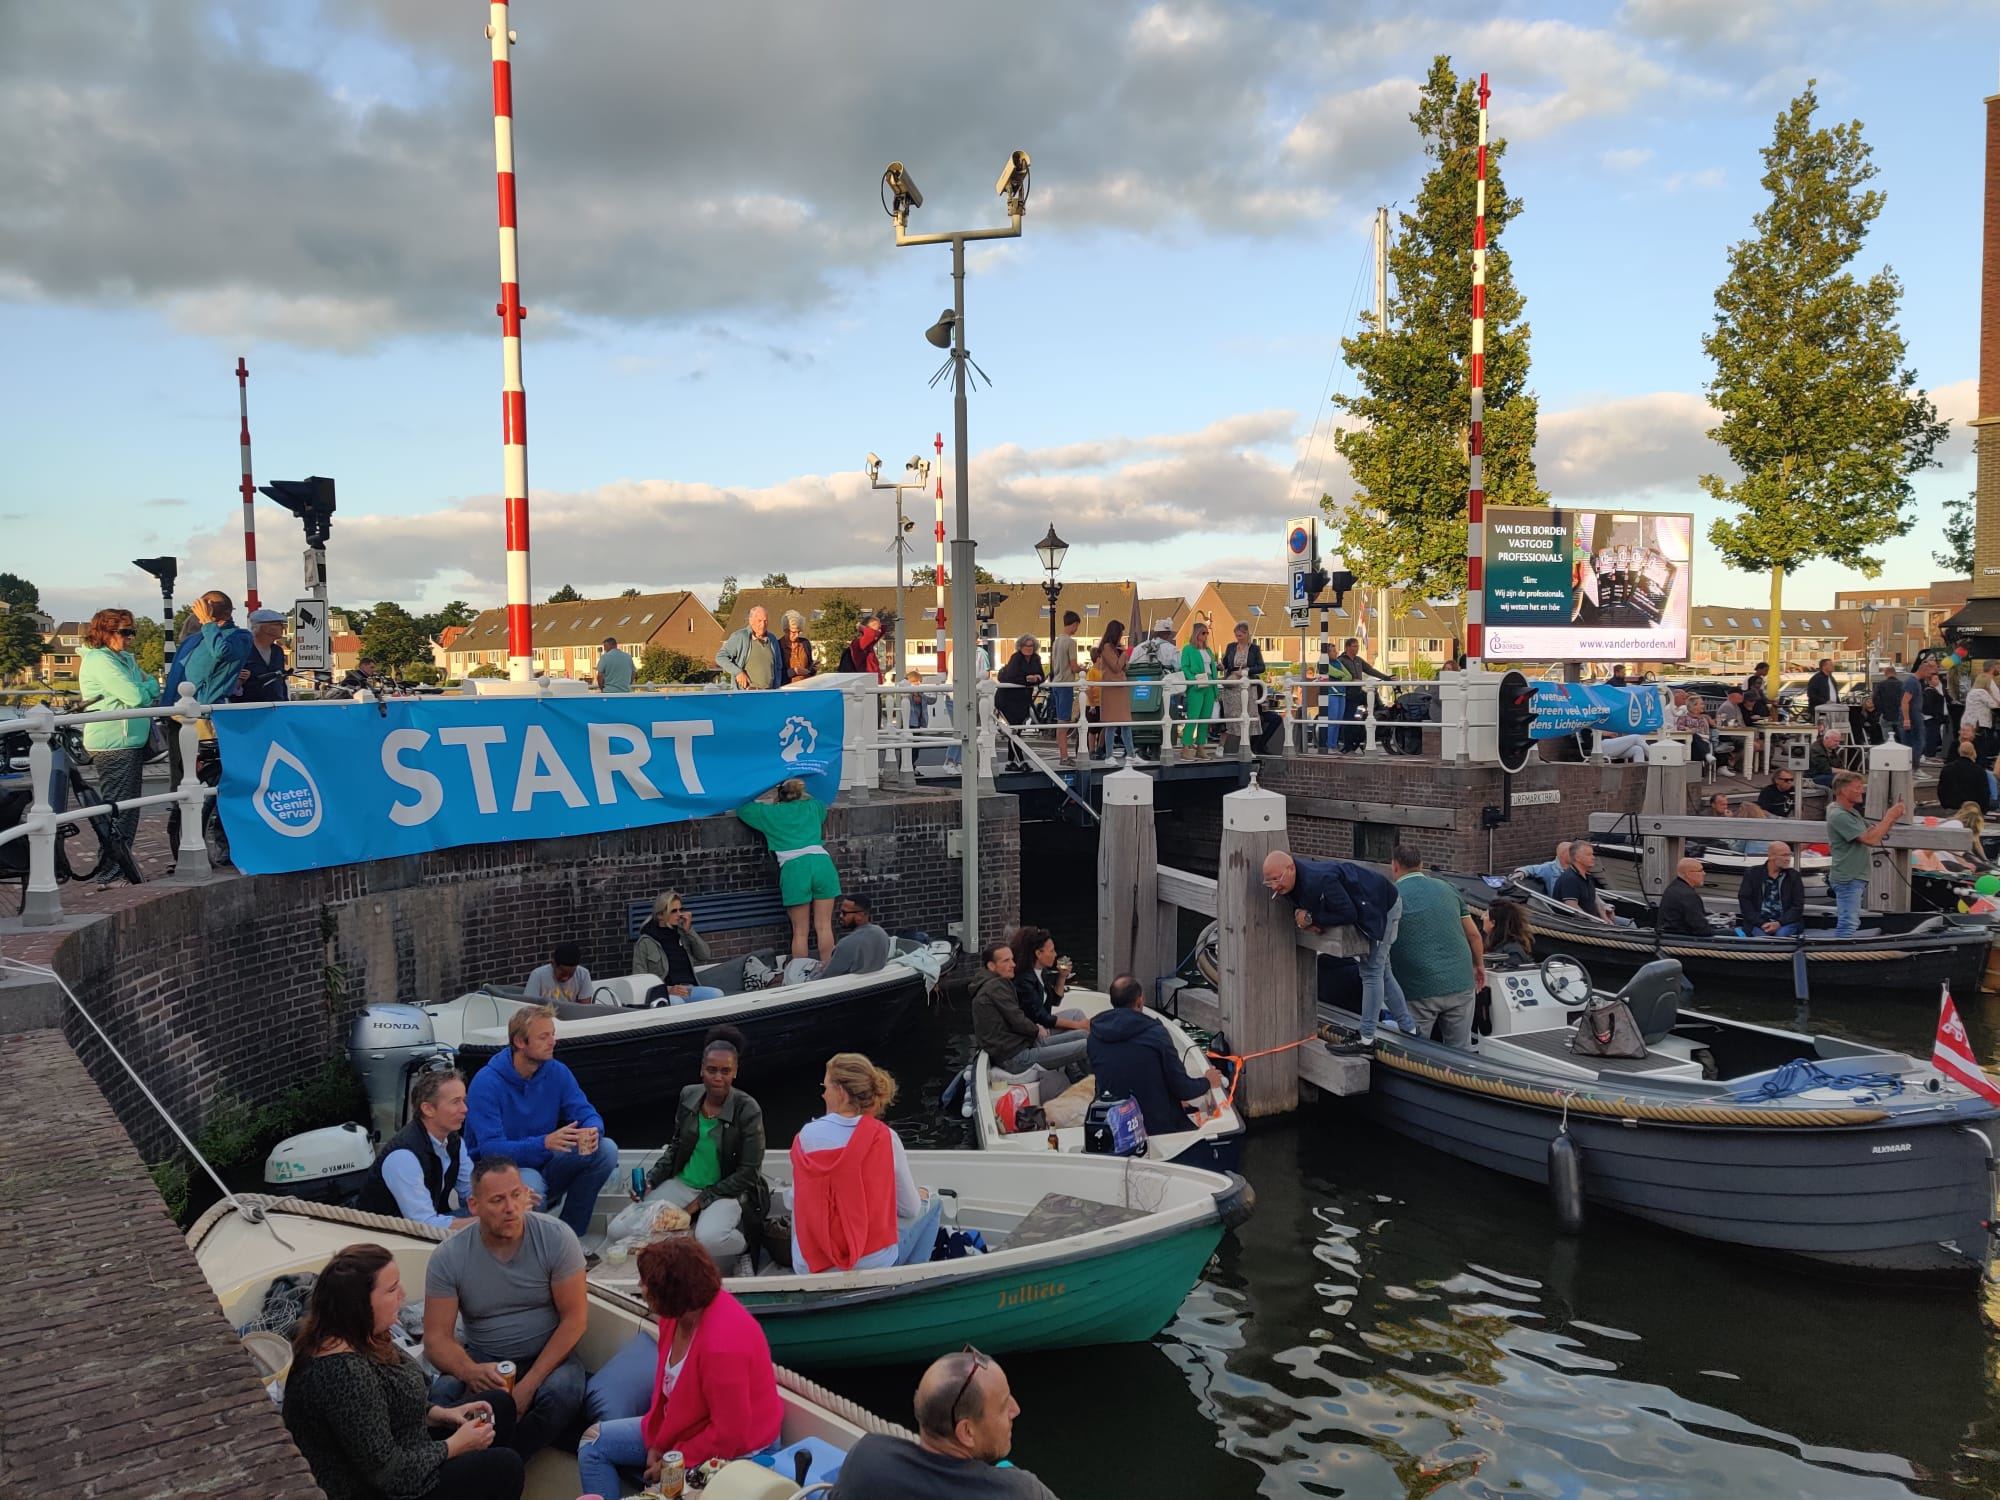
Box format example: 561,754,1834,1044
211,691,845,874
1527,682,1665,740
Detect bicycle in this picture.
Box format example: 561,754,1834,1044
0,725,143,911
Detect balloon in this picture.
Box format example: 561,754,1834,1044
1974,872,2000,897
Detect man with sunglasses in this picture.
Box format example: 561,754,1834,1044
830,1346,1054,1498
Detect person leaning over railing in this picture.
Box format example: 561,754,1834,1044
76,607,158,870
162,590,253,857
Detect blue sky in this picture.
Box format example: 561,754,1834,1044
1,0,1990,628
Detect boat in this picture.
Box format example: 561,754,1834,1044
960,987,1245,1172
1315,947,1998,1277
188,1194,910,1500
584,1146,1252,1367
1450,872,1992,1001
1592,835,1832,886
435,939,950,1118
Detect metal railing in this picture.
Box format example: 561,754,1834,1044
1272,675,1444,757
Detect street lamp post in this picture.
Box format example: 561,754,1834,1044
1034,523,1068,653
881,150,1031,947
866,453,933,682
1861,602,1879,681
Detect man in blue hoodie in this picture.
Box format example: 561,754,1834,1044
465,1005,619,1240
1262,849,1415,1053
1085,975,1222,1140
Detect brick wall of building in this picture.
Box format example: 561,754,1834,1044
51,790,1018,1159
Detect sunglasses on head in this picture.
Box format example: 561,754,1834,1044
950,1345,991,1427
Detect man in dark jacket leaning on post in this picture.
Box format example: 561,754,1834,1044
1086,975,1222,1139
1262,849,1416,1053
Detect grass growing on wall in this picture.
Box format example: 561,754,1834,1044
146,1055,368,1225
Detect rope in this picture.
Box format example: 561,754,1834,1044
188,1195,921,1443
1205,1034,1323,1112
1370,1048,1892,1127
1518,919,1914,963
1733,1058,1907,1104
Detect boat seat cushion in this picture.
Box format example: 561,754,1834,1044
1006,1192,1149,1253
1609,958,1687,1044
628,891,790,938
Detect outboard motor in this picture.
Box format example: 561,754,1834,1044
263,1003,454,1201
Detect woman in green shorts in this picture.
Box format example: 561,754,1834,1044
736,777,839,964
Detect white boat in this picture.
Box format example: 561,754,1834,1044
188,1194,908,1500
964,988,1245,1172
586,1146,1252,1367
429,939,952,1120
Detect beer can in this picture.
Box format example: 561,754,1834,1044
659,1449,687,1498
495,1360,517,1392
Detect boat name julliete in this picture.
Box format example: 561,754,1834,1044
997,1280,1066,1311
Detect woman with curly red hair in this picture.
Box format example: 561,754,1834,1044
576,1236,782,1497
77,607,158,869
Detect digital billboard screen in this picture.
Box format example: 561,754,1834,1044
1481,508,1692,662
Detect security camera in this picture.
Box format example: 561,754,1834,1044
906,455,927,474
865,453,882,481
883,162,923,214
996,149,1031,210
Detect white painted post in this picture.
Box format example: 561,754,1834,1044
1640,738,1690,895
172,684,212,879
20,706,61,925
1865,741,1914,914
1362,682,1384,757
1216,779,1303,1118
1096,768,1161,987
976,679,998,788
839,679,872,795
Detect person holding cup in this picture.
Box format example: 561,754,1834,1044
464,1005,619,1240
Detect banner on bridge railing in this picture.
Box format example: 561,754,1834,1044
1526,682,1665,740
210,692,844,874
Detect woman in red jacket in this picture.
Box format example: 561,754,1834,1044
576,1238,782,1496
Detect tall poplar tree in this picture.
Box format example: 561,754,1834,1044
1329,56,1544,606
1702,83,1947,672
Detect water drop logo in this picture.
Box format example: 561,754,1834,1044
253,741,324,838
778,715,818,765
1627,691,1645,728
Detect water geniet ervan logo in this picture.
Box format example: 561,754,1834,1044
253,740,324,837
779,715,818,764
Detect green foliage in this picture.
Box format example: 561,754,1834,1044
1936,490,1975,576
0,572,40,612
333,604,373,636
636,645,707,683
0,607,45,678
1701,83,1948,667
714,575,739,621
468,663,506,679
416,600,476,639
398,662,443,685
1330,56,1543,599
546,583,584,604
759,573,792,590
810,593,868,671
130,615,166,675
150,1157,190,1221
909,564,997,586
620,586,642,598
360,600,431,671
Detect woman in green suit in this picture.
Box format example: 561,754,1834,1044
1179,620,1221,748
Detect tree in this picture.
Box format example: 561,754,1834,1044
620,586,642,598
467,662,506,680
546,583,584,604
714,575,739,621
0,572,40,613
909,564,997,586
1703,83,1948,672
130,615,166,676
1936,489,1976,576
1329,56,1543,602
635,645,707,683
0,608,42,680
810,593,868,671
417,600,476,639
360,601,431,672
333,604,373,636
759,573,792,590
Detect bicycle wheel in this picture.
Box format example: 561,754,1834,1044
64,766,141,886
203,802,232,869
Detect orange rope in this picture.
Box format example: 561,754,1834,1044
1206,1033,1326,1110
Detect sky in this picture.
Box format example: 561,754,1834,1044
1,0,1992,631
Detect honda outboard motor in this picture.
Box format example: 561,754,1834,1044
263,1003,454,1200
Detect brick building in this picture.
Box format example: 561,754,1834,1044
448,590,724,680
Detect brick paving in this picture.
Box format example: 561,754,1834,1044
0,1030,321,1499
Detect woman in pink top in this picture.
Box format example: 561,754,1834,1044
576,1239,782,1496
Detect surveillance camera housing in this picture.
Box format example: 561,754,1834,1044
996,150,1031,213
883,162,922,213
866,452,881,471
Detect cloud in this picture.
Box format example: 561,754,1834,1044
1602,147,1655,172
1663,167,1726,191
1929,377,1979,466
1535,391,1723,498
1620,0,1786,49
142,497,189,509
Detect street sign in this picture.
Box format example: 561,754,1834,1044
1510,787,1561,807
1286,515,1317,618
292,598,329,673
1288,605,1310,629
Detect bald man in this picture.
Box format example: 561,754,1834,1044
1656,857,1716,936
830,1349,1055,1499
1262,848,1414,1049
1735,841,1805,937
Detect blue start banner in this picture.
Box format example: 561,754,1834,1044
210,691,845,874
1527,682,1666,740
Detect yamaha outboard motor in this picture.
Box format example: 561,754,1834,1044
263,1003,454,1200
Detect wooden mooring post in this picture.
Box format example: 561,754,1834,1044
1097,768,1162,986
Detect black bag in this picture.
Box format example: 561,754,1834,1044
1571,999,1647,1059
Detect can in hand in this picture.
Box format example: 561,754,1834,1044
659,1449,687,1498
495,1360,516,1393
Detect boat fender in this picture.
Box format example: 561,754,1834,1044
1548,1133,1585,1235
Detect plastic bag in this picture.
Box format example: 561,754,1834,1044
993,1082,1032,1133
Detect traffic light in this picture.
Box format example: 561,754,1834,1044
1300,567,1356,609
260,476,337,548
1497,668,1537,773
133,556,177,596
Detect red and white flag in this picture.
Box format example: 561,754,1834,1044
1931,985,2000,1105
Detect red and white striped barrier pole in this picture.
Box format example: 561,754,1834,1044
933,430,948,674
489,1,533,681
236,356,260,611
1464,71,1489,671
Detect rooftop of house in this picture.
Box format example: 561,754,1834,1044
454,591,704,650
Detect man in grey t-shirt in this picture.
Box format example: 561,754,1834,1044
596,637,635,693
822,892,892,978
424,1157,588,1459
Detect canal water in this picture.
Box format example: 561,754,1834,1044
610,821,1999,1499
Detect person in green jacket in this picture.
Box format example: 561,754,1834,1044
77,608,159,864
632,1026,768,1265
1178,620,1221,748
737,778,838,964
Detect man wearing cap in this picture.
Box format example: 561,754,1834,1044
1127,618,1181,674
241,608,291,702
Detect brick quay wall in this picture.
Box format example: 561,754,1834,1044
39,788,1018,1160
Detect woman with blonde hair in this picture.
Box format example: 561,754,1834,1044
787,1053,938,1272
77,607,158,868
632,891,725,1002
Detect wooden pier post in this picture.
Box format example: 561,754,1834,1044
1638,739,1690,895
1097,768,1161,987
1865,741,1916,914
1216,778,1307,1118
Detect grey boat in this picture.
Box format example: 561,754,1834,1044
1317,951,1998,1278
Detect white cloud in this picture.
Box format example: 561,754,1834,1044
1621,0,1786,49
1535,391,1722,497
1602,147,1656,172
1663,167,1727,191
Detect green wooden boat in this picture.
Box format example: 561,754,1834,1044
586,1147,1252,1368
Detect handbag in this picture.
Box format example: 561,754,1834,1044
1570,998,1647,1060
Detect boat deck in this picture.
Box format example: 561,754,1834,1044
1482,1026,1703,1078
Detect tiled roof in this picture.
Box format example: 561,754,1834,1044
454,591,703,650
